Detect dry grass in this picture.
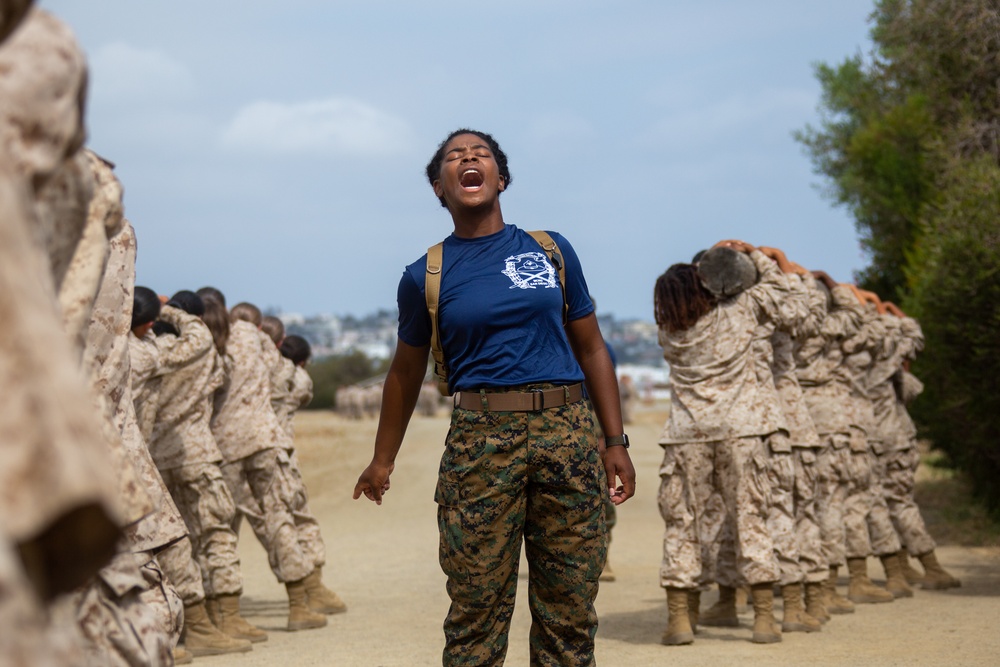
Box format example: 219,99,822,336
914,442,1000,547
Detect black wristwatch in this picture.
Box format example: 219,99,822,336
605,434,630,449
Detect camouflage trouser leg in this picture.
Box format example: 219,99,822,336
155,537,206,606
658,444,718,588
222,448,313,584
866,445,902,556
0,533,81,666
75,552,173,667
137,555,183,651
162,463,244,597
842,428,875,558
288,449,327,567
764,437,802,586
719,436,779,587
235,449,328,570
815,434,850,567
881,446,936,555
436,397,607,667
661,438,777,589
793,448,828,582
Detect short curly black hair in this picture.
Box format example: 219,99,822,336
425,128,512,208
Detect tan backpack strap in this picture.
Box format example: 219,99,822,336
425,242,450,395
528,230,568,326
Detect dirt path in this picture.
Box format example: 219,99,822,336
211,407,1000,666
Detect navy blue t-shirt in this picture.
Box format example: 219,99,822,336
397,224,594,393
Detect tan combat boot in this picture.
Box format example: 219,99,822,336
699,584,740,627
172,646,193,664
735,584,751,613
824,566,855,614
687,590,700,633
750,583,781,644
847,557,895,603
898,549,925,585
880,553,914,598
183,601,252,657
780,583,821,633
804,580,829,624
208,594,268,642
661,588,694,646
286,578,328,631
304,567,348,614
917,551,961,589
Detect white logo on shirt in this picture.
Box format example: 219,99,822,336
502,252,558,289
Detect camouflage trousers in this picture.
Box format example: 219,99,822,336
160,462,244,597
762,436,801,586
236,448,327,575
718,442,826,586
0,531,81,667
658,436,778,590
74,552,180,667
816,433,850,567
843,429,901,558
436,394,607,667
156,536,206,606
879,443,936,556
222,448,313,584
792,448,828,582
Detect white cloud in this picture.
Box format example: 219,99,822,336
90,42,195,103
220,98,413,158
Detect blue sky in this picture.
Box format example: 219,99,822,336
43,0,875,320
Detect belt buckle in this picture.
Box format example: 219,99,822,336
531,389,545,411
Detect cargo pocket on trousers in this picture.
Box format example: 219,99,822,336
201,469,238,527
435,478,519,586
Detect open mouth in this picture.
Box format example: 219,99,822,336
460,169,484,189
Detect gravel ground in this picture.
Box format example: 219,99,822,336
205,407,1000,667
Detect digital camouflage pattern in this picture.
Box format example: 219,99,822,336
436,394,607,667
792,447,828,582
658,436,778,590
159,463,244,597
882,445,936,555
212,320,292,462
147,306,225,471
271,355,299,437
155,537,206,606
74,552,174,667
658,250,789,444
221,448,313,584
85,216,186,553
816,433,851,568
841,429,901,559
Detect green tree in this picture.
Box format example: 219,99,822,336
306,351,390,410
798,0,1000,511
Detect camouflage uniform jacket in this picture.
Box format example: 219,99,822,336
270,356,298,439
894,368,923,442
212,320,292,462
263,334,294,427
0,165,122,550
659,250,789,444
769,275,826,448
868,316,924,451
148,306,226,471
841,303,887,437
795,283,864,436
84,221,186,552
283,366,314,439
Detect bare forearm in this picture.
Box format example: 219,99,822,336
567,314,623,437
372,347,426,466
